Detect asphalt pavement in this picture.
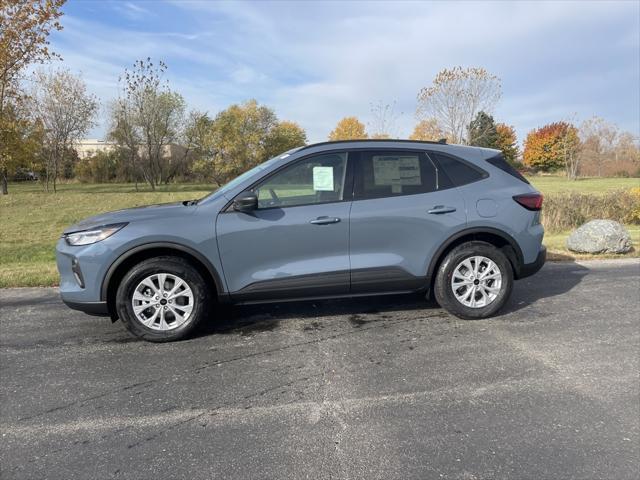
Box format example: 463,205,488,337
1,259,639,480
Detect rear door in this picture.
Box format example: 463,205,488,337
216,151,353,301
349,149,467,293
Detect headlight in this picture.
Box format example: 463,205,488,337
64,223,127,246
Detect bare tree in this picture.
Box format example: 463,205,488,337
163,110,211,184
578,116,619,177
111,59,186,190
29,69,98,192
368,100,401,139
416,67,501,144
109,97,142,190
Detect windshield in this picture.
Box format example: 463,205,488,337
198,148,302,203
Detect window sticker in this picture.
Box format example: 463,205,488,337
373,156,421,187
313,166,334,191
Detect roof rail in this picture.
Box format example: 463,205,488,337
298,138,448,152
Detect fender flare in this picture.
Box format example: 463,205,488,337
100,242,224,301
426,227,524,281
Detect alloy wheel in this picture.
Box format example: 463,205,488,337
450,256,503,308
131,273,194,331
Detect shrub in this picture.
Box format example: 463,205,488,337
74,150,121,183
629,187,640,224
542,189,640,232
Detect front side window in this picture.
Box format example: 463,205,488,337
254,152,347,208
354,150,438,200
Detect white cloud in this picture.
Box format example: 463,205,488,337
50,0,639,144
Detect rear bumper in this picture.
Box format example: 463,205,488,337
62,299,110,316
517,246,546,279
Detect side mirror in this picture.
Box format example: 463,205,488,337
233,191,258,212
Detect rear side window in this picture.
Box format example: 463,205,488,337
486,153,530,184
354,150,439,200
429,152,487,187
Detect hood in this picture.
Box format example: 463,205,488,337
63,201,197,234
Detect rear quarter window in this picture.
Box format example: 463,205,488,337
428,152,488,187
486,154,530,184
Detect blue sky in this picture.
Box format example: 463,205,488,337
50,0,639,144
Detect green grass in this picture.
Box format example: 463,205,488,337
527,175,639,195
1,176,638,288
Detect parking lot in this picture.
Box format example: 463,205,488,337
1,259,638,479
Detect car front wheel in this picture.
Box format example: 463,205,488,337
434,241,513,319
115,256,209,342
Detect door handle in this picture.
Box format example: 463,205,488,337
428,205,457,214
309,216,341,225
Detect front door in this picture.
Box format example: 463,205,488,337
216,151,352,301
349,149,467,293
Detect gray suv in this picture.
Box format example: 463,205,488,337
56,140,546,342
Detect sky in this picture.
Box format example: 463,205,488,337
48,0,640,145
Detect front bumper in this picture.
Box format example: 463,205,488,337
56,237,112,315
517,246,546,279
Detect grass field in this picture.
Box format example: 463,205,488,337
1,176,638,288
526,175,638,194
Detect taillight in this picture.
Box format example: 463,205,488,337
513,193,543,211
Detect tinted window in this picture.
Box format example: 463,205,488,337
486,153,529,184
254,152,347,208
429,152,487,187
354,151,439,200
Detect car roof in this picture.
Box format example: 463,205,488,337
296,139,500,160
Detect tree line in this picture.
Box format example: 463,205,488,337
1,1,638,195
328,67,639,179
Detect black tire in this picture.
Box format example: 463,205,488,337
115,256,210,342
433,241,513,319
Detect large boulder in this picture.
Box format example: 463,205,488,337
566,220,632,254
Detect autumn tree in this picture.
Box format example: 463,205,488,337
181,110,214,181
110,59,187,189
467,111,498,148
328,116,368,141
523,122,579,175
559,122,581,180
29,69,98,192
0,102,44,180
203,100,306,186
409,118,445,141
416,67,501,144
0,0,66,194
264,120,307,159
495,123,520,165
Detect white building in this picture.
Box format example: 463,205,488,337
73,139,187,160
73,139,116,159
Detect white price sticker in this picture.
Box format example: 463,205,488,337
313,166,334,191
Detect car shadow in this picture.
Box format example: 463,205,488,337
194,260,591,338
196,292,438,338
500,259,590,316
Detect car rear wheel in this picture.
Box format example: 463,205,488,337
434,241,513,319
115,256,209,342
